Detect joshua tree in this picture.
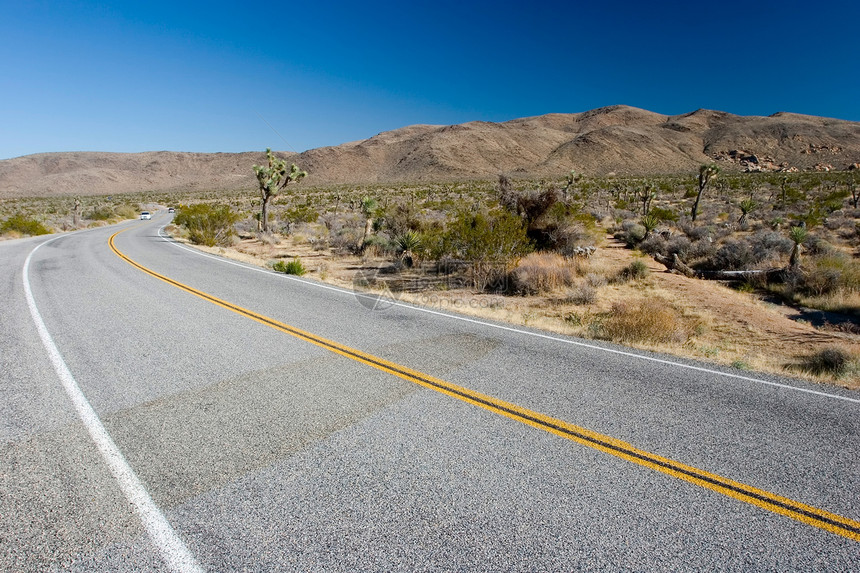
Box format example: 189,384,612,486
252,148,307,233
497,175,559,236
850,177,859,209
641,213,660,238
738,196,759,226
359,196,379,249
780,175,789,208
562,169,582,203
691,164,719,222
72,197,81,227
637,182,656,216
788,225,807,269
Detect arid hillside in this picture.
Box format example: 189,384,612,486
2,105,859,198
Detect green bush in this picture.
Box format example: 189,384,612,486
85,206,115,221
615,260,650,282
615,221,646,247
173,203,239,246
273,258,306,275
442,208,532,290
0,214,51,236
649,206,679,222
284,204,319,225
115,205,138,219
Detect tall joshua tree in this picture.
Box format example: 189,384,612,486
638,181,656,216
252,148,307,233
691,164,719,222
562,169,581,203
73,196,81,227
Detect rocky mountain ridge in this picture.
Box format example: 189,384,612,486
2,105,858,198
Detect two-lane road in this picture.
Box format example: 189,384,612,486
2,214,858,571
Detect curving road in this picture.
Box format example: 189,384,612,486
2,213,858,571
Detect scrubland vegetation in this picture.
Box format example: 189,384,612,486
3,169,858,384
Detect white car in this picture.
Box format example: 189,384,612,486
140,211,152,220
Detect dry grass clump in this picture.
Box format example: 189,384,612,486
512,252,584,294
797,346,856,378
590,298,694,345
774,250,860,313
563,284,597,305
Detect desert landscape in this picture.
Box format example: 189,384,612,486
2,105,860,197
2,105,859,387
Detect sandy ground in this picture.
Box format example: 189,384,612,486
192,232,859,390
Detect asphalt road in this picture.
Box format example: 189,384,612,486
2,213,858,571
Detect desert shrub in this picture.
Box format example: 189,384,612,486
512,252,579,294
805,236,835,256
590,299,691,344
710,238,754,270
258,232,281,245
799,347,852,377
824,213,849,231
615,260,650,282
551,220,599,257
666,235,692,258
85,205,115,221
273,258,306,275
330,225,363,254
801,253,860,296
564,284,597,305
748,231,793,264
284,204,320,226
638,234,667,256
615,220,646,247
442,209,532,290
362,233,392,254
681,223,712,242
631,231,691,261
685,238,717,264
649,206,679,222
585,273,608,288
800,266,841,297
173,203,240,246
497,179,559,235
384,202,422,237
234,215,260,237
115,204,138,219
837,222,859,242
0,214,51,236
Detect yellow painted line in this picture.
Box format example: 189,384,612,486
109,230,860,542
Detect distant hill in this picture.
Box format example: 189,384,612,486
2,106,858,198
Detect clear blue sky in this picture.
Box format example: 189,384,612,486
2,0,858,160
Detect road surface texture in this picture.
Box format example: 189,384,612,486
2,212,858,571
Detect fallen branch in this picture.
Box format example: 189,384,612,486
653,253,786,283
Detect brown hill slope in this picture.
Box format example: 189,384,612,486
2,106,858,198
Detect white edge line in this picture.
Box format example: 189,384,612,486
158,228,860,405
24,235,204,573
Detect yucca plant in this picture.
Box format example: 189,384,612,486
273,258,306,275
395,230,422,268
641,214,660,238
738,197,759,225
788,225,807,269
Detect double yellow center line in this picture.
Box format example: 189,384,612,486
110,230,860,542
